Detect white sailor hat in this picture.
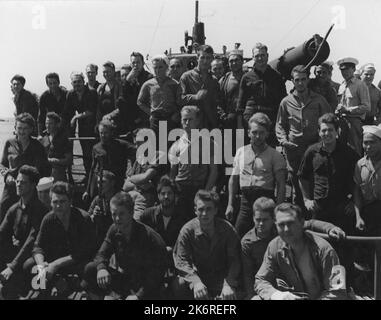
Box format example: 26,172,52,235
363,125,381,139
36,177,54,192
337,57,359,70
361,63,376,72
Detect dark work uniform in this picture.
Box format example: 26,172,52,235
40,129,72,182
0,194,48,298
298,141,359,229
37,87,67,135
298,140,360,285
140,205,188,248
86,139,136,197
0,138,49,223
13,89,39,124
23,207,96,289
83,220,167,299
122,70,153,132
237,66,286,146
63,87,98,177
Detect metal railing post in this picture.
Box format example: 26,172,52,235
374,244,381,300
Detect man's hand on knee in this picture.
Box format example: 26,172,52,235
97,269,111,289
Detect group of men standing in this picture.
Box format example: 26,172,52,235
2,41,381,300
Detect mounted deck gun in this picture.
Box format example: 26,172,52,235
268,24,335,80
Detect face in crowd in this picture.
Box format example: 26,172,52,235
228,54,243,74
71,75,85,93
46,77,60,93
319,122,337,146
197,51,213,72
314,67,329,82
103,66,115,83
153,59,168,80
97,175,115,196
275,208,304,246
99,124,113,145
195,198,217,229
361,68,375,86
131,55,144,73
158,186,175,209
363,133,381,159
45,117,59,135
340,65,355,82
16,173,35,198
111,202,133,232
86,65,98,82
51,192,72,215
11,79,24,95
292,71,309,93
253,47,268,70
169,58,183,81
211,60,224,80
253,210,274,238
15,121,33,141
181,110,200,134
248,121,268,147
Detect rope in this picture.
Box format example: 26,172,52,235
272,0,322,51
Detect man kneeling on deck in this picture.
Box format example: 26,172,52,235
23,182,96,298
255,203,348,300
83,192,167,300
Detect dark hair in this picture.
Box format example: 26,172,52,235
274,202,304,221
253,197,275,219
110,191,134,212
318,113,339,131
157,175,179,195
194,189,220,208
11,74,26,86
50,181,73,200
130,52,144,63
98,170,116,182
103,61,115,70
98,119,116,135
196,45,214,56
121,64,132,72
252,42,268,54
19,165,40,185
46,112,62,124
45,72,60,85
15,112,35,130
248,112,272,131
169,57,184,67
291,65,309,78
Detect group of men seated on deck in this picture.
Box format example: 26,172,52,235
2,42,381,299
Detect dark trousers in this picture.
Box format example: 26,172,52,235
235,188,275,239
82,261,161,299
283,145,308,208
0,247,27,299
314,198,356,286
171,276,224,300
23,257,86,294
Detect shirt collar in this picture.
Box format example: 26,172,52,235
194,218,223,237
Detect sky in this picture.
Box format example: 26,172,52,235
1,0,380,118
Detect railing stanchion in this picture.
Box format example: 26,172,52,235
375,244,381,300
